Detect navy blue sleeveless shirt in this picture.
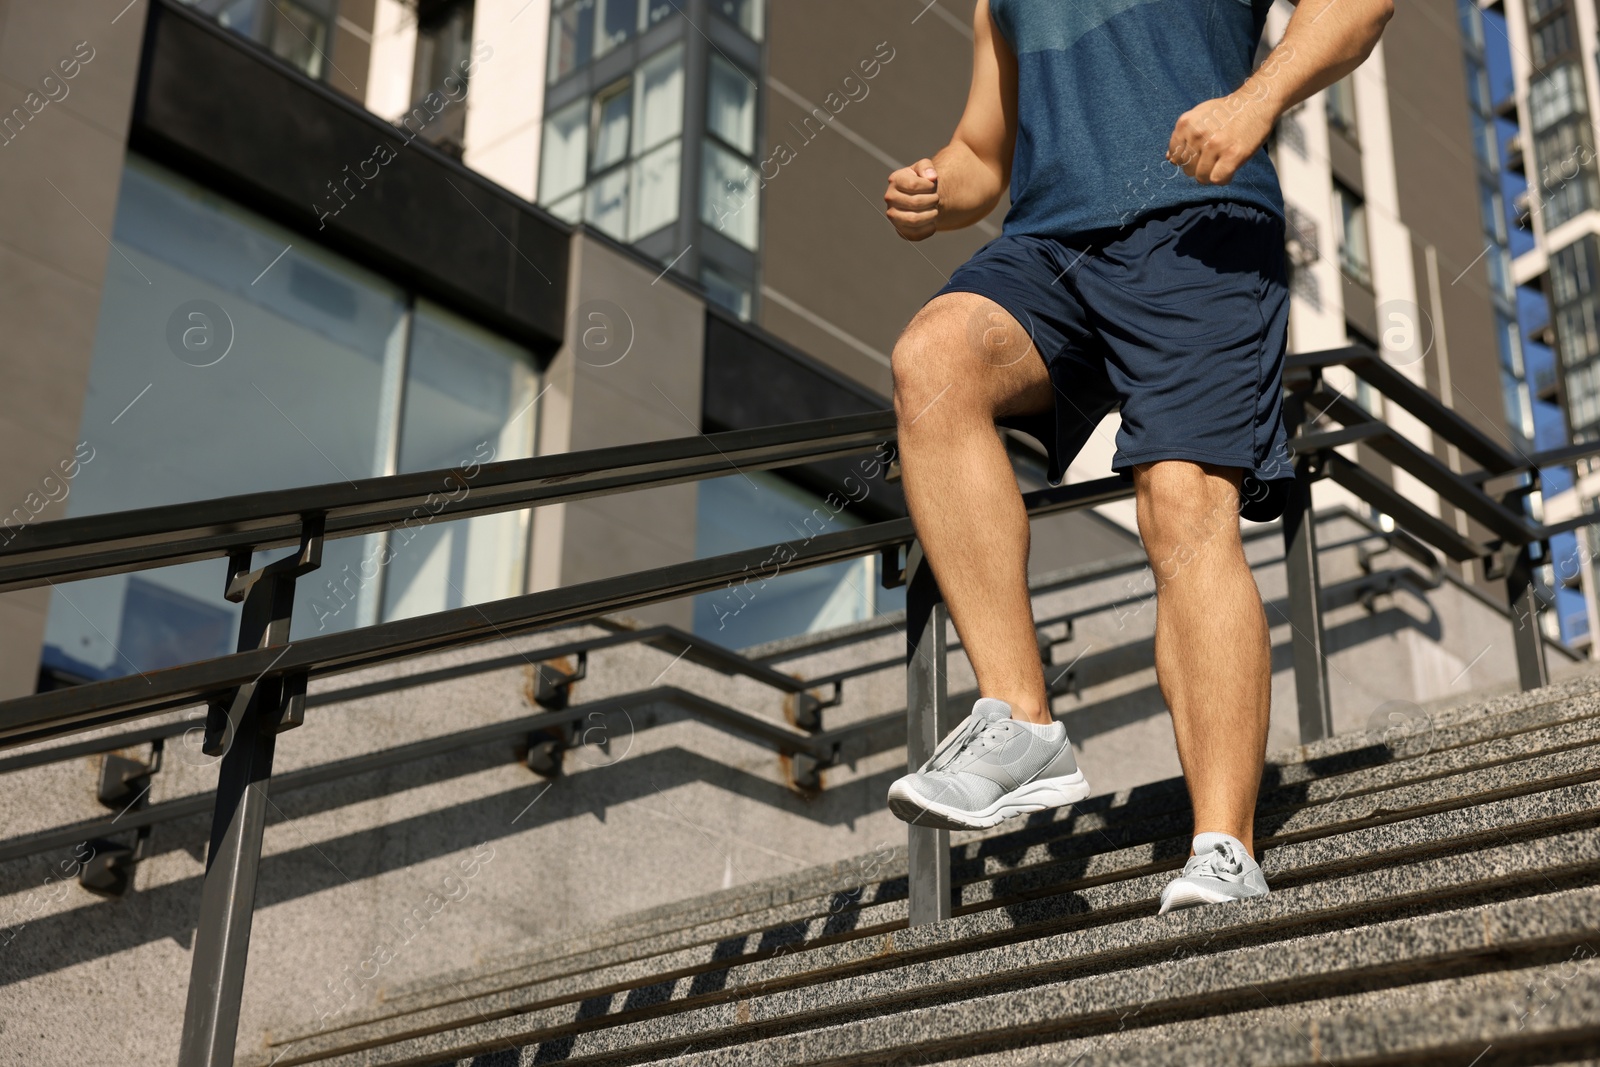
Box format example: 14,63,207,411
988,0,1285,238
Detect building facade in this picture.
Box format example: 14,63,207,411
1497,0,1600,647
0,0,1572,701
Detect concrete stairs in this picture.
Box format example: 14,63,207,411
250,673,1600,1067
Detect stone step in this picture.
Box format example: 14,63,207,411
912,954,1600,1067
257,778,1600,1065
357,690,1600,1028
604,887,1600,1067
271,711,1600,1055
378,679,1600,1010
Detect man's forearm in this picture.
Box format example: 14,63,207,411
1242,0,1394,122
930,139,1008,231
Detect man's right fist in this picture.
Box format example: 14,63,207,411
884,159,940,241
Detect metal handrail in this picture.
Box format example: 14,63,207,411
6,501,1541,865
0,477,1136,749
0,412,897,594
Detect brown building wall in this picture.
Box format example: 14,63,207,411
0,1,149,699
1382,0,1515,576
759,0,991,397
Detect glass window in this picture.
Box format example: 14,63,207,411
1558,298,1600,367
592,80,632,173
1531,12,1573,68
1497,309,1526,376
1486,243,1515,303
586,166,630,239
539,97,589,205
263,0,329,79
411,0,474,102
703,139,760,250
710,0,763,40
1324,77,1358,140
380,301,538,623
702,261,753,319
1534,117,1598,229
1471,112,1499,173
42,158,402,677
708,55,757,155
633,46,685,154
1458,0,1485,48
185,0,334,81
1465,57,1491,116
1332,180,1370,287
643,0,679,28
692,472,874,647
1550,238,1597,305
549,0,597,83
1503,371,1534,439
42,158,540,680
410,0,475,151
629,139,681,238
596,0,638,56
547,192,582,224
1480,184,1506,243
1529,63,1586,132
1569,359,1600,434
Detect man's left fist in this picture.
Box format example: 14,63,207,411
1166,92,1277,186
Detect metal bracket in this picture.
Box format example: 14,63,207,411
276,670,309,734
785,679,843,732
98,745,161,809
880,543,908,589
523,720,577,777
1036,619,1073,665
529,652,587,711
788,752,823,792
204,515,326,753
84,742,162,897
78,830,151,898
1482,541,1511,582
883,443,902,484
221,513,326,605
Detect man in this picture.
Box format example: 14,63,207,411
882,0,1392,913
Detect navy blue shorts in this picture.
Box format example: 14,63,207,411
929,200,1293,522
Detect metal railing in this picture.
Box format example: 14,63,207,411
0,504,1524,872
0,342,1592,1064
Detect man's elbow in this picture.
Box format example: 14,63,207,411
1367,0,1395,42
1342,0,1393,66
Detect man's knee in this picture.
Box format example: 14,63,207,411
1135,462,1242,570
891,306,966,423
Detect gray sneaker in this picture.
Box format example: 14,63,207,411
886,698,1090,831
1157,832,1270,914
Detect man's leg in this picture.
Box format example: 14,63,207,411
891,292,1054,725
1133,460,1271,854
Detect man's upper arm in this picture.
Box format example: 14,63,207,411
951,0,1018,192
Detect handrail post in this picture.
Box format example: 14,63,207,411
904,541,952,925
1507,541,1550,691
179,523,320,1067
1282,456,1333,744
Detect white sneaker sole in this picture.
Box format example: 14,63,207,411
887,770,1091,831
1157,878,1268,915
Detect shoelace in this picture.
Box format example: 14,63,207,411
926,714,1005,773
1186,841,1246,880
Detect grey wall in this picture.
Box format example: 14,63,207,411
0,1,148,699
758,0,986,395
1384,0,1515,589
529,234,706,630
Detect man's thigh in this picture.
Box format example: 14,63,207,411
902,291,1054,419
